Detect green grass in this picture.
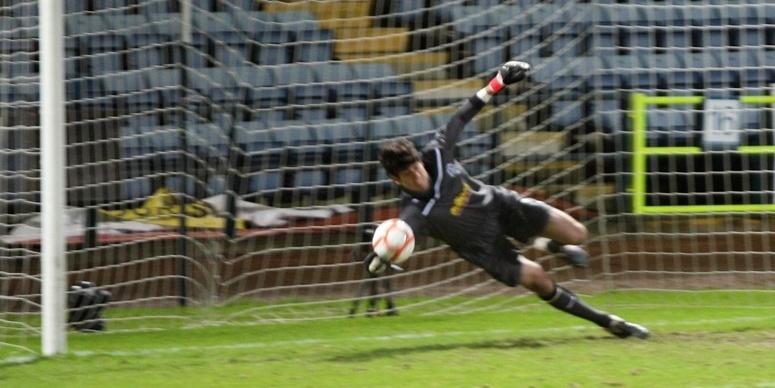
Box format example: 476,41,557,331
2,291,774,387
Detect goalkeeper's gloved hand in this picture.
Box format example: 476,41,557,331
364,251,388,275
363,252,405,276
488,60,531,94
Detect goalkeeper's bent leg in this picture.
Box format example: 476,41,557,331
540,284,612,328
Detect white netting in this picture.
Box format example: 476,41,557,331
1,0,774,357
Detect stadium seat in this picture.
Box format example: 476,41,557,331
88,52,126,75
351,63,412,117
471,26,507,76
102,71,160,112
120,177,154,202
229,11,275,40
311,120,368,164
269,64,326,120
191,12,243,45
189,67,242,105
646,108,697,147
389,0,427,28
588,98,623,133
447,6,489,36
233,65,287,110
235,123,287,169
126,47,167,70
369,118,396,142
248,171,283,201
145,68,182,107
620,27,656,56
136,0,174,16
549,100,584,129
309,63,368,118
294,29,334,63
189,122,230,159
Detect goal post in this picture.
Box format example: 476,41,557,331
38,0,67,356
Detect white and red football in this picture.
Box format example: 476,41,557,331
371,218,415,265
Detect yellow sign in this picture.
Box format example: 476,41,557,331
100,187,246,229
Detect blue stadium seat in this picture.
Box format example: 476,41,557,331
144,68,182,106
533,56,591,95
191,67,242,105
312,120,368,163
248,171,283,198
549,100,584,129
269,120,315,147
127,47,167,69
294,29,334,63
646,108,696,147
390,0,427,28
390,114,436,145
309,63,366,118
136,0,174,16
92,0,130,11
471,25,507,76
221,0,258,12
351,63,412,117
292,167,329,198
233,65,286,110
369,118,396,141
147,14,185,44
213,45,250,67
620,27,656,56
597,4,645,26
272,11,320,33
189,122,230,159
235,122,286,169
589,98,622,133
448,5,490,36
65,2,88,14
588,25,619,56
640,53,701,90
89,52,126,75
120,177,154,202
269,64,326,120
229,11,275,39
192,12,244,47
102,71,160,112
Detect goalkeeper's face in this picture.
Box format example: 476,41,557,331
391,161,430,194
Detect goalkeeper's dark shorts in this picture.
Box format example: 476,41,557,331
452,187,552,287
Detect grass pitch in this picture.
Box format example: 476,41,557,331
2,291,774,387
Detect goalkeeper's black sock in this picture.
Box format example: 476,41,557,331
541,285,612,328
546,240,564,254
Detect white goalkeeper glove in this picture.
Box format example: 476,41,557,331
364,252,404,276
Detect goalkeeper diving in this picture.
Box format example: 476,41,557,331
365,60,649,339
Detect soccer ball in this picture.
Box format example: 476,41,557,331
371,218,415,265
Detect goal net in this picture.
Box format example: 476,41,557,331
2,0,774,356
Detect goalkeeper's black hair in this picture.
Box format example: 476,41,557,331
378,137,422,177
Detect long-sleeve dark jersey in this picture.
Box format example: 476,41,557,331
398,96,551,283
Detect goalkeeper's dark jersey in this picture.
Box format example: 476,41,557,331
398,96,551,284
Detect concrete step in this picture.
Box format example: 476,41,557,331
339,52,450,80
501,131,567,158
263,0,373,28
412,78,483,103
334,27,410,56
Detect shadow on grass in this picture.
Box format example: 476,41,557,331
327,337,551,363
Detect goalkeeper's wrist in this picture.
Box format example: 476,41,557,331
487,73,506,94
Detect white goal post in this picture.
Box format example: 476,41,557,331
1,0,774,358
